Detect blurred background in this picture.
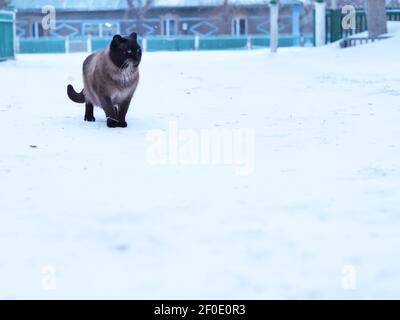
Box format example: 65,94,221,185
0,0,398,58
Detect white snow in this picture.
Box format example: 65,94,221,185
0,22,400,299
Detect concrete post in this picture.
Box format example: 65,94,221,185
65,36,70,54
194,34,200,51
142,37,148,52
87,34,92,53
247,35,252,50
315,1,326,47
270,2,279,53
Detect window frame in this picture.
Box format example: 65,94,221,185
161,15,178,37
232,17,248,36
82,22,120,38
82,23,101,37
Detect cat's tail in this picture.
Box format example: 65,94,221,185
67,84,85,104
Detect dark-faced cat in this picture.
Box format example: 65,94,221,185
67,32,142,128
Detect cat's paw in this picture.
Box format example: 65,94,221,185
84,115,96,122
107,118,119,128
118,121,128,128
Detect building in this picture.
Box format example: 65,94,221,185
12,0,302,39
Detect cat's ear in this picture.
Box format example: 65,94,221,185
129,32,138,41
111,34,123,47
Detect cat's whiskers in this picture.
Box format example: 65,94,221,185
119,61,128,71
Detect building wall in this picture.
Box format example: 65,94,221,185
15,5,301,38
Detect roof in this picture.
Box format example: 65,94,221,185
11,0,302,11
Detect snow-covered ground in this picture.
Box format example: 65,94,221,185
1,23,400,299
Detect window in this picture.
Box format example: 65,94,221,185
232,17,247,36
32,22,48,38
83,22,119,38
102,22,120,37
83,24,100,37
31,23,38,38
162,17,178,36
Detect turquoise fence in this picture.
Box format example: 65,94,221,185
19,37,65,53
18,34,313,54
91,37,143,52
0,10,15,60
147,36,195,51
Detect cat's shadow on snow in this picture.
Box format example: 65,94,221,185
49,114,162,133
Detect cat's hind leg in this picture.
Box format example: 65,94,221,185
84,102,96,122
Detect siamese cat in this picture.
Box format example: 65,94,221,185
67,32,142,128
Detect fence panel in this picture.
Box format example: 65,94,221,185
69,38,87,53
19,37,66,54
91,37,143,52
65,35,302,53
317,8,400,44
91,38,112,52
387,9,400,21
146,37,195,51
17,34,309,54
0,11,15,60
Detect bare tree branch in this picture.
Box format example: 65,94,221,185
125,0,154,36
0,0,10,9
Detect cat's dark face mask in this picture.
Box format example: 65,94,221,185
110,33,142,68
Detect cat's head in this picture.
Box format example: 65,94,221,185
110,32,142,68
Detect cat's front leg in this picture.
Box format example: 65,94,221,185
117,99,132,128
101,97,119,128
